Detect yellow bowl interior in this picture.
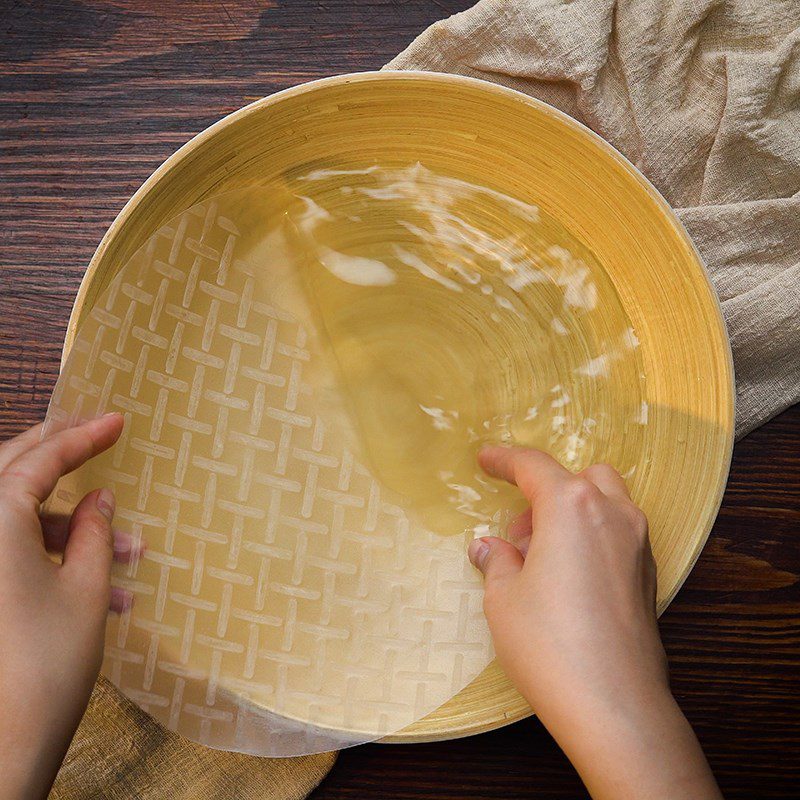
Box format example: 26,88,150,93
63,72,734,742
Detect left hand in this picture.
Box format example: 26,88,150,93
0,413,137,800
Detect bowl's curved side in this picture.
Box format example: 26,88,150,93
62,71,734,743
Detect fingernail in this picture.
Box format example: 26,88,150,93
476,444,502,465
112,529,132,559
112,531,146,563
97,488,115,520
468,537,491,571
110,586,134,614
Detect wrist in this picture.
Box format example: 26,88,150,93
530,679,721,800
0,685,77,800
533,670,674,756
0,723,52,800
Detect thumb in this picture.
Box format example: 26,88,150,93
62,488,115,604
468,536,524,583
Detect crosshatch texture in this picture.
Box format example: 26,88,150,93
44,197,493,756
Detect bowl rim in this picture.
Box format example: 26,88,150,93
60,69,735,743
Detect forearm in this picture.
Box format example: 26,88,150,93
472,448,722,799
539,685,722,800
0,723,65,800
0,673,81,800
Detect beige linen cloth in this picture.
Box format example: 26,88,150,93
389,0,800,440
52,2,798,798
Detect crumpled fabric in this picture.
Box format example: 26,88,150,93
387,0,800,438
51,677,337,800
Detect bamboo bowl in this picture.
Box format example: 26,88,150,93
61,72,734,743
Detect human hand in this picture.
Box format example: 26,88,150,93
469,446,721,800
0,414,138,800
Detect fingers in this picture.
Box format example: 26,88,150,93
41,512,143,564
480,446,633,507
55,490,138,613
0,413,124,508
110,586,134,614
478,446,570,502
468,536,524,583
0,422,45,472
506,508,532,556
109,529,145,565
39,513,71,554
61,487,115,604
578,463,631,500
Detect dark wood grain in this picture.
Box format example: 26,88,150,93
1,2,798,798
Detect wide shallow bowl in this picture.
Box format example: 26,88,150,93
61,71,734,743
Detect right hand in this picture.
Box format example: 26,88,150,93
468,446,721,800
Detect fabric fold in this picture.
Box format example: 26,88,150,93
387,0,800,438
51,678,337,800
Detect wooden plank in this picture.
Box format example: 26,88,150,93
1,2,797,797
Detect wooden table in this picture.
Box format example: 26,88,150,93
1,2,797,797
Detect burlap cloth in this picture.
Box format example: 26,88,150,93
50,677,336,799
52,1,799,797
